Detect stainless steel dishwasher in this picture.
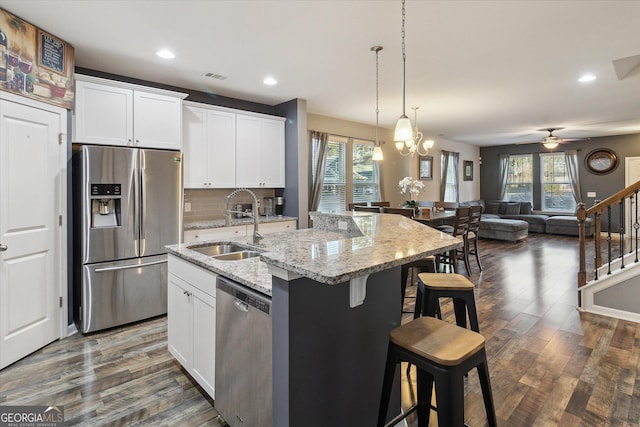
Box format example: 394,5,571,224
215,276,272,426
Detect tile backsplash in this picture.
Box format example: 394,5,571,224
184,188,276,223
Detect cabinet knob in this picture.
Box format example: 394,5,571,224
0,243,7,252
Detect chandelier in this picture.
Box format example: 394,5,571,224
395,107,434,157
393,0,434,157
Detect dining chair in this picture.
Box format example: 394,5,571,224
349,201,390,210
434,201,459,211
353,206,382,213
371,201,391,207
465,205,483,272
436,206,471,274
381,207,414,218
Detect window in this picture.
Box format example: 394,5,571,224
312,135,380,212
540,152,576,213
352,139,380,204
505,154,533,203
441,151,459,202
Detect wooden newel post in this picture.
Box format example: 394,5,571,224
577,203,587,292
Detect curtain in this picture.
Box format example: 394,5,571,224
498,154,510,200
375,159,385,201
440,150,460,202
565,149,583,204
309,131,328,211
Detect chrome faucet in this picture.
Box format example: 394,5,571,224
225,188,263,245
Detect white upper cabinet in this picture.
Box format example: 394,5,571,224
235,114,262,187
73,80,133,146
73,74,187,149
236,113,285,188
133,91,183,149
182,106,208,188
259,117,286,187
183,105,236,188
182,101,285,189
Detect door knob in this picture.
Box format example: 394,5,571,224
0,244,7,252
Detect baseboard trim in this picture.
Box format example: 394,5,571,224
67,323,78,337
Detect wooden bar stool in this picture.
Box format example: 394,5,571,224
400,257,436,315
377,316,497,427
414,272,479,334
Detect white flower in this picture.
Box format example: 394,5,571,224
398,176,424,198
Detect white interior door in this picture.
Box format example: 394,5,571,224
0,96,64,369
625,157,640,238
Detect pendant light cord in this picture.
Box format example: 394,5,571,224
376,47,380,145
401,0,406,117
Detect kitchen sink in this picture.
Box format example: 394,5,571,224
212,251,261,261
187,242,262,261
188,243,249,256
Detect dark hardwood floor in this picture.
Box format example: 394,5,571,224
1,233,638,426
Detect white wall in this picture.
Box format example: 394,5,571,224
306,113,481,208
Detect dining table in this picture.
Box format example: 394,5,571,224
412,209,457,227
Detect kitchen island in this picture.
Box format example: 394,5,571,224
166,211,461,426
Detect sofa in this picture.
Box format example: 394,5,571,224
458,200,595,241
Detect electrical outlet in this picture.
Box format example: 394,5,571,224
338,221,348,230
587,191,596,198
184,202,192,212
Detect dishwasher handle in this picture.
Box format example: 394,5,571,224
234,299,249,312
217,276,271,315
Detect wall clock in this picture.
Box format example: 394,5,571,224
585,148,618,175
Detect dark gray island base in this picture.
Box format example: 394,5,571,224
272,267,402,426
166,211,462,426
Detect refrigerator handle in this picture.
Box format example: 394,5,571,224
94,259,166,273
139,150,146,253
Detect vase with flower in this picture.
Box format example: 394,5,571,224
398,176,424,214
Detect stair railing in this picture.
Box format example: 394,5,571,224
577,180,640,306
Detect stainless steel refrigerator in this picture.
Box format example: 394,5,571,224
72,144,182,333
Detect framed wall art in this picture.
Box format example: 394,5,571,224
419,155,433,180
463,160,473,181
0,8,75,109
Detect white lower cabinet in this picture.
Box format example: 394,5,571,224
183,220,297,244
168,255,216,398
259,220,296,234
184,225,247,243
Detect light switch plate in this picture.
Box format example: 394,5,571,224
184,202,192,212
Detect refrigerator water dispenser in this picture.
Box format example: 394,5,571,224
90,184,121,228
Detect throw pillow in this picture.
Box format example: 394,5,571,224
485,202,500,215
519,202,532,215
505,203,520,215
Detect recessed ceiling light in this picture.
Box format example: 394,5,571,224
156,49,175,59
263,76,278,85
578,73,596,83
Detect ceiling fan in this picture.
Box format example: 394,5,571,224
540,127,564,149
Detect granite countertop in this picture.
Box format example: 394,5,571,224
167,212,462,297
184,215,297,230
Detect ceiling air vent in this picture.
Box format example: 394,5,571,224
203,72,228,80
